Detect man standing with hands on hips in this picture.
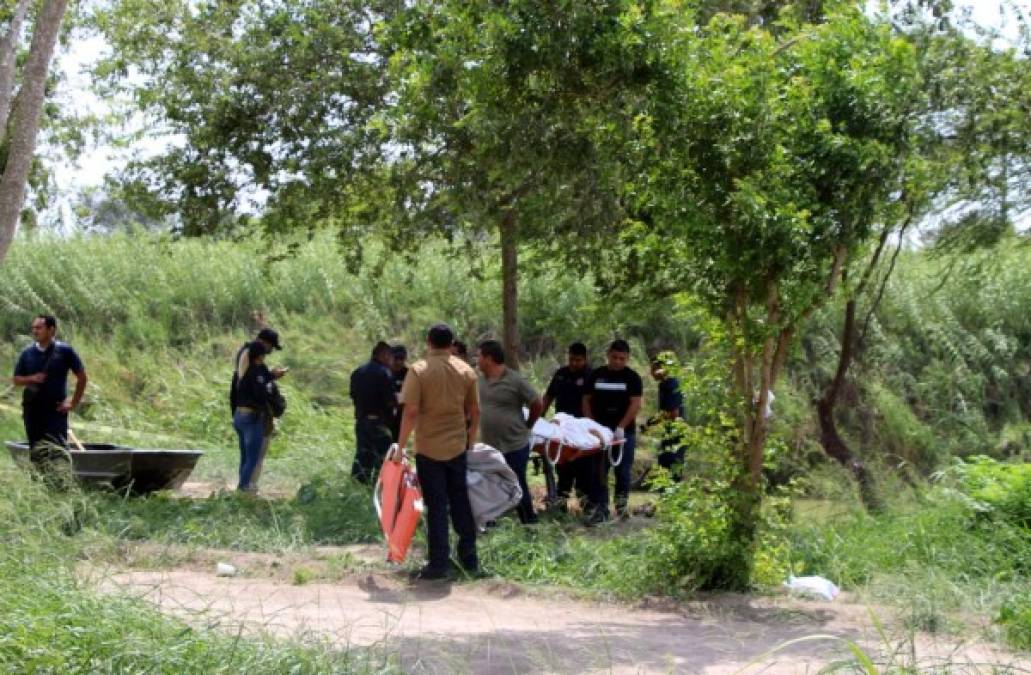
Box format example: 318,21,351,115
396,324,480,580
584,339,642,522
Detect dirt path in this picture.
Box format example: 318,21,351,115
91,559,1026,674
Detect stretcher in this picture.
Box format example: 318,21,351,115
373,444,424,563
531,433,626,466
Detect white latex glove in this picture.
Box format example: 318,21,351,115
614,426,626,442
387,443,401,461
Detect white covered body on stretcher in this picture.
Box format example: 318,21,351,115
530,413,627,467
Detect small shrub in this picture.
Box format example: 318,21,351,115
997,592,1031,651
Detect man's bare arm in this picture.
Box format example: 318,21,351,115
59,370,88,413
397,403,419,452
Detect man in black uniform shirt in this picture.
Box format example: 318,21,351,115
541,342,590,510
389,344,408,441
349,342,396,483
583,339,642,522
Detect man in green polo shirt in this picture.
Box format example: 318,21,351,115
477,340,543,525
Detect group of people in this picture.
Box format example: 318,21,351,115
346,323,686,579
10,313,685,581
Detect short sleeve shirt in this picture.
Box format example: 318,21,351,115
14,341,84,405
400,349,478,461
350,360,396,420
544,366,590,417
586,365,643,433
658,377,684,418
479,368,539,454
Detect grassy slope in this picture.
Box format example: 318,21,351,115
1,233,1029,661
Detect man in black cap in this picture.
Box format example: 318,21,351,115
349,341,396,483
230,327,287,489
389,344,409,441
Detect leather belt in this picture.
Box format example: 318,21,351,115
236,406,258,414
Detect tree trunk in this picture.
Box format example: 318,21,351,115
500,208,520,369
815,298,881,510
0,0,33,134
0,0,67,264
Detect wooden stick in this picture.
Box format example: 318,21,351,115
67,429,86,453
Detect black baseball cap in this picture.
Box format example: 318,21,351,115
256,328,282,350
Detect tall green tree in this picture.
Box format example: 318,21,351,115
93,0,395,237
611,2,924,581
380,0,651,365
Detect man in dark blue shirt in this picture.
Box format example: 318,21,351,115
11,315,88,457
583,339,642,522
541,341,590,510
651,359,686,480
349,341,396,483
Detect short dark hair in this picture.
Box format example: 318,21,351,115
34,314,57,329
568,342,587,357
478,340,505,365
452,340,468,357
391,344,408,359
427,323,454,348
608,339,631,354
372,341,392,360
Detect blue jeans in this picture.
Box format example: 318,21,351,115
503,444,537,523
233,410,265,491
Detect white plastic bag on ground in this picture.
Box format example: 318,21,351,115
783,574,839,601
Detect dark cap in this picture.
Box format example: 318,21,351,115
256,328,282,350
391,344,408,359
427,323,454,348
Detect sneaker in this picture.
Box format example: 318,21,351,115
409,565,449,581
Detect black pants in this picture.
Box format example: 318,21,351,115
502,444,536,523
24,402,68,450
24,403,71,487
578,453,608,518
544,460,579,501
415,452,478,572
351,417,392,484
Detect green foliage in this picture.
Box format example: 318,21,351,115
90,475,379,552
942,455,1031,529
996,592,1031,651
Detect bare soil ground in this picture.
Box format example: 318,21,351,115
87,548,1028,675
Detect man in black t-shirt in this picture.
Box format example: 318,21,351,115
12,315,88,464
541,342,590,509
583,339,642,522
350,342,397,484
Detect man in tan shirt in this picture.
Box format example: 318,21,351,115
397,323,480,580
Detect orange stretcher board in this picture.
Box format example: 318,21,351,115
373,446,424,564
